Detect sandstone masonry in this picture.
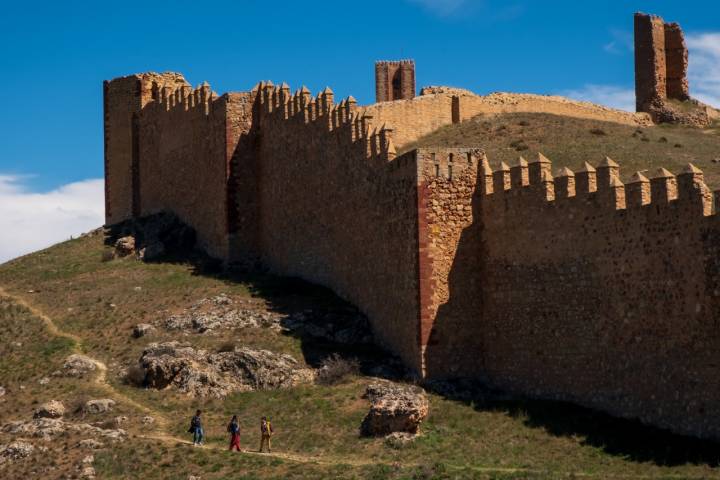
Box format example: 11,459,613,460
105,39,720,440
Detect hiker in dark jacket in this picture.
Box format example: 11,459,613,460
189,409,204,446
259,416,273,453
228,415,241,451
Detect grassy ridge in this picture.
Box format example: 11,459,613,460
408,113,720,187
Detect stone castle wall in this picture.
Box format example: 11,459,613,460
105,67,720,440
420,151,720,439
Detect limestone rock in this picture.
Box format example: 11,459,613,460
3,418,126,440
141,415,155,425
0,441,34,464
83,399,116,414
62,354,97,377
161,295,282,333
384,431,418,449
0,386,5,397
77,439,104,449
132,323,156,338
114,236,136,257
360,382,429,436
136,341,315,397
280,307,373,345
34,400,65,419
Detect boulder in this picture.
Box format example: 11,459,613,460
83,399,116,414
0,386,5,396
62,354,97,377
137,342,315,397
114,236,136,257
360,382,429,436
132,323,156,338
34,400,65,419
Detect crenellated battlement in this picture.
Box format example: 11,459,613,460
477,152,713,217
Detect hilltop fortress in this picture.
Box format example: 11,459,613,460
104,13,720,440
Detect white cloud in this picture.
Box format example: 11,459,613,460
687,33,720,107
0,175,104,264
558,84,636,112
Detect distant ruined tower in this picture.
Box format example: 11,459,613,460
375,60,416,102
634,12,689,113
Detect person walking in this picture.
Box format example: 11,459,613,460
259,416,273,453
189,409,204,446
227,415,241,452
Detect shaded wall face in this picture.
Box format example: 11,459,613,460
104,76,142,225
250,93,424,370
415,149,485,378
135,89,239,259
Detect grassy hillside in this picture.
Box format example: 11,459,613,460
407,113,720,188
1,234,720,479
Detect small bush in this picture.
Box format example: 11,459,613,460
641,137,650,142
218,341,236,353
658,136,668,143
316,354,359,386
674,143,683,148
589,128,607,136
509,140,529,152
517,120,530,127
100,250,115,262
124,364,146,387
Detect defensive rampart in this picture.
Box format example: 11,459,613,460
105,70,720,440
422,152,720,439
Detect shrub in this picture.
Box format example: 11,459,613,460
517,120,530,127
218,341,236,353
674,143,683,148
589,128,607,136
316,354,360,385
124,364,146,387
659,136,668,143
100,250,115,262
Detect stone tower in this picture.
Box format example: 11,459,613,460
634,12,689,113
375,60,416,103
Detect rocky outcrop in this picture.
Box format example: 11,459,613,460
132,323,156,338
3,418,126,441
281,307,372,345
34,400,65,419
83,399,115,414
161,294,281,333
135,342,315,397
114,236,136,257
106,212,197,262
61,354,97,378
0,441,35,465
360,382,429,437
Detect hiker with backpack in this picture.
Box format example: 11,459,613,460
259,416,273,453
227,415,241,452
189,409,204,446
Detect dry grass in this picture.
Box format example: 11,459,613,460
406,112,720,188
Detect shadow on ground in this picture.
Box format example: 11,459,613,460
428,379,720,468
106,216,720,468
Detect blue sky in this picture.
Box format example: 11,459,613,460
0,0,719,261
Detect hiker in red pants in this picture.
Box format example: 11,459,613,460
227,415,241,451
